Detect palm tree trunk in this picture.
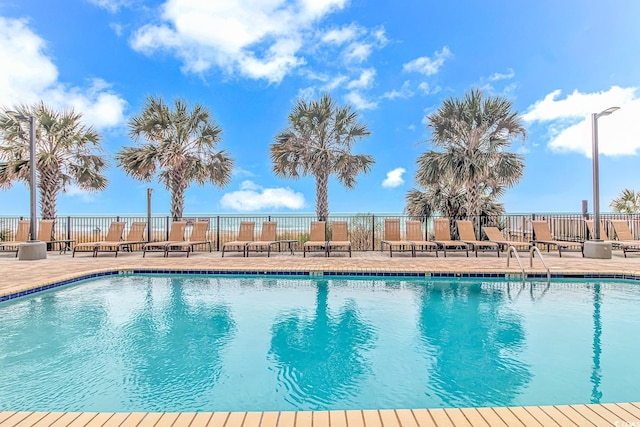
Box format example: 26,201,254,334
466,179,480,236
315,170,329,221
171,172,188,220
39,167,60,220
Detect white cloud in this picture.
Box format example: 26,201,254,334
321,24,361,45
403,46,451,76
232,166,256,178
43,79,127,129
346,68,376,90
344,41,373,63
372,27,387,45
382,167,406,188
0,17,126,129
110,22,124,37
239,180,261,191
417,82,441,95
297,86,318,101
382,80,414,100
488,68,515,81
130,0,348,83
87,0,132,13
344,91,378,110
340,26,386,64
63,184,97,202
322,75,348,91
523,86,640,156
220,180,305,211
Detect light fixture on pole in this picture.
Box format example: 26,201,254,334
6,110,47,260
584,106,619,259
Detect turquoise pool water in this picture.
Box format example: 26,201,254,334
1,274,639,412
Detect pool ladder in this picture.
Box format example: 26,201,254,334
506,245,551,281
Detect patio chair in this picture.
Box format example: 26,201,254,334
304,221,327,257
143,221,187,257
609,220,640,257
531,220,583,257
0,220,30,256
380,218,412,257
37,219,76,254
433,218,469,257
165,221,212,257
405,221,438,257
482,226,531,252
456,220,500,257
246,222,280,257
73,222,126,257
91,221,147,257
327,221,351,257
584,219,623,251
222,221,255,257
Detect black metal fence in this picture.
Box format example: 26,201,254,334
1,213,640,252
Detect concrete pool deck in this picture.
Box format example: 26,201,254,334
1,248,640,426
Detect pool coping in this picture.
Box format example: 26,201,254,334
3,266,640,303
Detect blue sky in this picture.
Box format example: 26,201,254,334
1,0,639,215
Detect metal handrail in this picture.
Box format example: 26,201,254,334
506,245,526,281
530,246,551,281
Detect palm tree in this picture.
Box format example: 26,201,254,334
405,178,505,220
116,96,233,219
271,93,374,221
0,103,107,219
610,189,640,214
417,88,526,219
405,180,505,239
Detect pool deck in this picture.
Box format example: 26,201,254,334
1,248,640,427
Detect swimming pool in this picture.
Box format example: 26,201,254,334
0,273,639,412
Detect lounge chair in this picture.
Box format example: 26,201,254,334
327,221,351,257
456,220,500,257
143,221,187,257
246,222,279,257
165,221,212,257
482,226,531,251
531,220,583,257
0,220,30,256
380,218,413,257
433,218,469,257
584,219,623,250
304,221,327,257
609,220,640,257
90,221,148,257
37,219,76,254
221,221,255,257
73,222,126,257
405,221,438,257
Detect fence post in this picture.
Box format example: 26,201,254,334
371,214,375,251
166,216,170,241
216,216,220,252
67,216,71,242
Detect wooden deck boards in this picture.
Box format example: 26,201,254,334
3,404,638,426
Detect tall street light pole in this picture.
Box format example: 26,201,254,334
6,111,47,260
584,106,619,259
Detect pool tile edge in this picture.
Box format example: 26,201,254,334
3,267,640,303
